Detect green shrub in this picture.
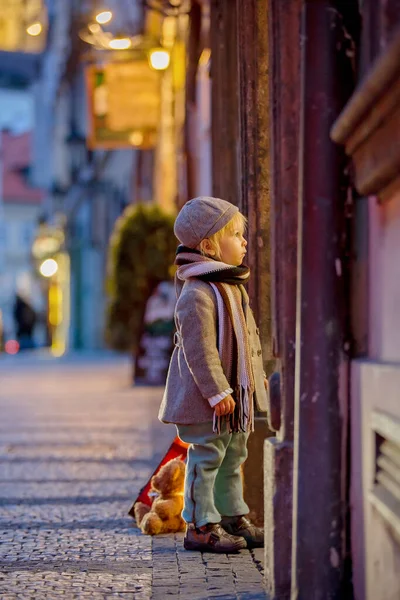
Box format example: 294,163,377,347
105,203,176,353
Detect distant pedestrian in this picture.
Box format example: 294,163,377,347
13,294,36,350
159,197,269,553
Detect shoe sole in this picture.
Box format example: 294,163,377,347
183,540,247,553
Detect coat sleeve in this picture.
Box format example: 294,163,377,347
176,286,231,400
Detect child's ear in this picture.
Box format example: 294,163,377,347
200,239,215,256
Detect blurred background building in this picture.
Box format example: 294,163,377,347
0,0,46,349
31,0,140,352
0,0,209,354
27,0,193,353
0,129,45,347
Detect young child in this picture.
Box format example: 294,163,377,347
158,196,269,553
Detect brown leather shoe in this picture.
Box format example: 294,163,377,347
184,523,247,553
220,516,264,548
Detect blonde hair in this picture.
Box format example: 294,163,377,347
199,212,247,259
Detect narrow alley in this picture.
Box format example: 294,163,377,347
0,354,266,599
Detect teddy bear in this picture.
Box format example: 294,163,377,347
134,457,186,535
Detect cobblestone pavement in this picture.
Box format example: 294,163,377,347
0,352,268,599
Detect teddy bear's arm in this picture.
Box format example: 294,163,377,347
154,497,183,520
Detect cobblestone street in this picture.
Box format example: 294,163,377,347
0,353,267,599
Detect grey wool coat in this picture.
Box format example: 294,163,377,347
158,279,269,425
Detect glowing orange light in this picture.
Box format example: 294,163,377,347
5,340,19,355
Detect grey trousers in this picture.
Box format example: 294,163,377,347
176,422,250,528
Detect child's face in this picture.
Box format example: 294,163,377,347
218,228,247,266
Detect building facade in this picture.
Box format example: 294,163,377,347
32,0,142,351
0,121,45,347
181,1,400,598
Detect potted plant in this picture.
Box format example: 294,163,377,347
105,203,176,378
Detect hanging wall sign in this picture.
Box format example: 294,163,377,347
86,60,161,150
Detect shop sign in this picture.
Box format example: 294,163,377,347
86,60,161,150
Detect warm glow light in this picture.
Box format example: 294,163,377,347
5,340,19,355
96,10,112,25
89,23,101,34
51,344,66,357
109,37,132,50
199,48,211,66
49,284,63,327
149,49,170,71
27,22,42,36
39,259,58,278
129,131,144,146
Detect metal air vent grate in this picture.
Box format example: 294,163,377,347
369,410,400,543
376,438,400,502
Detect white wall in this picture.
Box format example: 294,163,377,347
0,89,34,133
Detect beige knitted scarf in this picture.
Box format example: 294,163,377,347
175,247,255,433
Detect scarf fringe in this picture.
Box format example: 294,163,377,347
212,386,255,434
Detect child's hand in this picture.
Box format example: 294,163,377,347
264,378,269,391
215,395,236,417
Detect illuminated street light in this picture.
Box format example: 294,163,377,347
27,22,42,36
109,37,132,50
96,10,113,25
40,258,58,278
149,49,170,71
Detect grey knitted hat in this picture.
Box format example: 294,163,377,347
174,196,239,248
